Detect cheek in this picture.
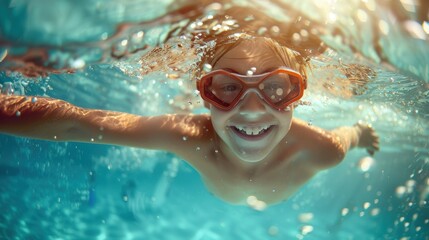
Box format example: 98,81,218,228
210,106,229,130
275,110,293,130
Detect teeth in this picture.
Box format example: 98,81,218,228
234,125,271,136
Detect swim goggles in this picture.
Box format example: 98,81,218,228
197,67,307,111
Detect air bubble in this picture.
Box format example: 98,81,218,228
371,208,380,216
246,195,267,211
298,213,314,223
292,33,301,43
31,97,38,103
300,225,313,235
270,26,280,36
69,58,85,69
257,27,267,35
166,73,180,79
246,70,254,76
130,31,146,52
358,156,375,172
131,31,144,44
15,111,21,117
396,186,407,198
100,32,109,40
268,226,278,236
203,63,212,72
112,39,129,57
363,202,371,209
300,29,309,38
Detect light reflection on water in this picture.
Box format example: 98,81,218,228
0,0,428,239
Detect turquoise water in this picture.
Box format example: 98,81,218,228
0,0,428,239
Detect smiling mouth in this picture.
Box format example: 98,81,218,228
230,125,274,140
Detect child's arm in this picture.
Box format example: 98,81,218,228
330,123,380,156
290,119,380,170
0,94,209,153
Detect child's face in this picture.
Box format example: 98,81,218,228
209,38,293,163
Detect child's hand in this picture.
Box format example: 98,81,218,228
355,123,380,155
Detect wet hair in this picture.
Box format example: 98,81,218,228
176,3,326,78
140,1,326,79
204,34,309,78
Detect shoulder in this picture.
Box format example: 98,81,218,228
289,118,345,169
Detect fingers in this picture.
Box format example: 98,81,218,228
367,141,380,156
355,121,381,155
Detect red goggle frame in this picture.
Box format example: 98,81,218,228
197,67,307,111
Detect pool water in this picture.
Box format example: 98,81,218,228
0,0,428,239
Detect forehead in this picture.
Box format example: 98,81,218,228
213,38,285,74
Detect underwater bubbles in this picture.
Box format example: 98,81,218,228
300,225,314,236
357,156,375,172
298,212,314,223
267,226,279,236
246,195,267,211
395,179,417,198
68,58,85,69
111,30,146,58
130,31,145,52
112,39,129,57
203,63,212,72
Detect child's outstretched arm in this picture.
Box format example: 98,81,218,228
0,94,210,153
0,95,80,140
330,122,380,156
290,119,380,171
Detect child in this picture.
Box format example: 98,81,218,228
0,35,379,206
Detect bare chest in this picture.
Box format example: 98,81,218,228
199,155,312,205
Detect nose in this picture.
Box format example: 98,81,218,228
238,92,267,117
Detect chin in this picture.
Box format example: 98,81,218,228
233,148,271,163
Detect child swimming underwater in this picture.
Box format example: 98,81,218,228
0,35,379,206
